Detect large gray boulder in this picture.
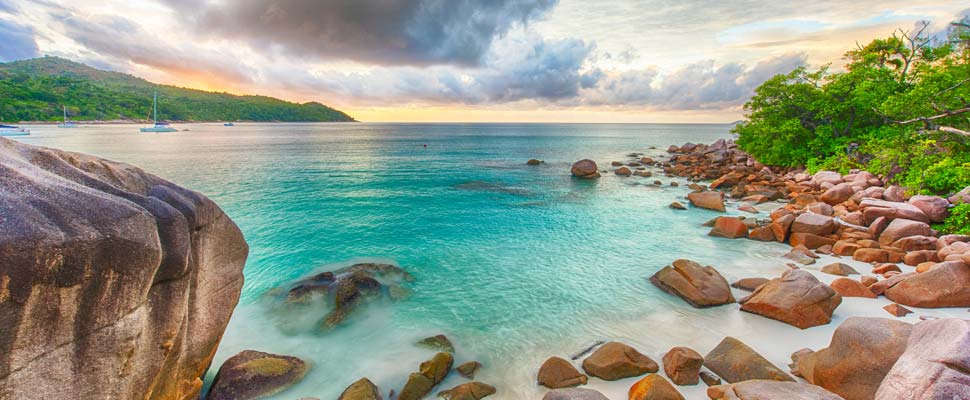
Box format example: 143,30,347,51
0,138,248,399
876,319,970,399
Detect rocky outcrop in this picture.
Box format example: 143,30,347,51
650,259,735,307
399,352,454,400
417,334,455,353
207,351,309,400
338,378,382,400
581,342,658,381
538,357,587,389
876,319,970,399
571,160,600,179
0,138,248,400
704,337,794,383
739,269,842,329
883,261,970,307
437,382,496,400
796,317,912,400
662,347,703,385
709,380,844,400
628,374,684,400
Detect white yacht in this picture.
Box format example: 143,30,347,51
0,124,30,136
58,106,78,128
140,91,178,133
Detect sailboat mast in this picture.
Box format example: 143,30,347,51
153,91,158,125
63,106,67,123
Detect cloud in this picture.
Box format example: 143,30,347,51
56,13,256,84
581,53,807,109
0,19,39,61
170,0,557,67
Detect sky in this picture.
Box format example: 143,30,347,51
1,0,968,122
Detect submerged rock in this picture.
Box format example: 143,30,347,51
0,138,248,399
739,269,841,329
207,350,310,400
799,317,912,400
338,378,382,400
581,342,658,381
416,334,455,353
538,357,588,389
456,361,483,379
399,352,454,400
876,319,970,399
704,337,794,383
649,259,735,308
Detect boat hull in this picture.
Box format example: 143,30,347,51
0,130,30,136
57,124,78,128
140,127,178,133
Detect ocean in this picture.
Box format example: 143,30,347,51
14,122,907,399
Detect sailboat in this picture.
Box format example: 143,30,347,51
57,106,78,128
0,124,30,136
140,91,178,133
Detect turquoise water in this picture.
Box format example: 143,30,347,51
16,123,816,399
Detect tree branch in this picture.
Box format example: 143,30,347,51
896,105,970,124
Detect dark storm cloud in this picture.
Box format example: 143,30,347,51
169,0,557,66
58,14,256,83
0,19,39,61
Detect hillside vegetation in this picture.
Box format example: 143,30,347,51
0,57,355,122
734,20,970,197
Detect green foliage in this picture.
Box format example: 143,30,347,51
936,203,970,235
0,57,355,122
734,21,970,196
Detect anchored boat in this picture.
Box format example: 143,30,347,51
140,91,178,133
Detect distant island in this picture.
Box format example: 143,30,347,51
0,56,355,123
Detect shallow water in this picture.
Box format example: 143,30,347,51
14,123,961,399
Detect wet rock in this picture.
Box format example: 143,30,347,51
338,378,382,400
876,319,970,399
322,271,382,328
437,382,496,400
700,372,722,387
611,161,623,166
527,159,543,166
628,374,685,400
798,317,911,400
731,277,769,292
416,334,455,353
670,201,686,210
783,247,817,265
712,380,844,400
207,351,310,400
878,218,931,246
581,342,658,381
662,347,703,385
709,216,749,239
542,388,609,400
883,303,912,317
538,357,587,389
829,278,876,298
399,352,454,400
456,361,482,379
571,159,600,179
748,226,776,241
615,167,632,176
739,269,841,329
884,261,970,307
688,191,726,212
738,204,759,213
704,337,794,383
821,263,859,276
649,259,735,307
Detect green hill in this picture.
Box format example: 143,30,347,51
0,56,355,122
